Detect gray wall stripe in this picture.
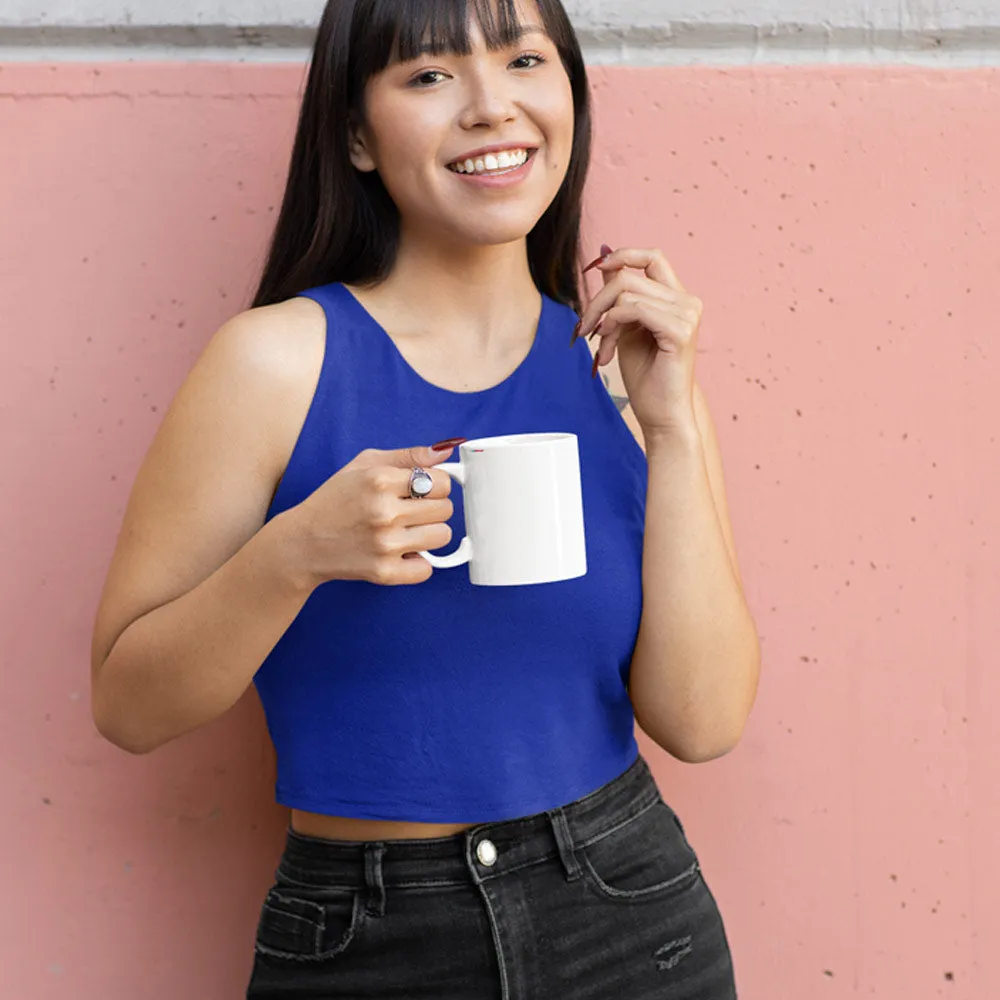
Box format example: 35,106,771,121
3,23,1000,65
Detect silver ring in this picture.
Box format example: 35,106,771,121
408,467,434,499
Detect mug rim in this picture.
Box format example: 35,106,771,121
460,432,576,451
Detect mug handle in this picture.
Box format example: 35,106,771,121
419,462,473,569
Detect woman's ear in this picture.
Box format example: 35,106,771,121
348,120,377,173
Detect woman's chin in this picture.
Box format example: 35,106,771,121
440,213,549,250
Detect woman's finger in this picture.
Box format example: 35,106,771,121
590,247,688,294
388,520,455,555
396,497,455,528
575,270,680,342
592,299,684,371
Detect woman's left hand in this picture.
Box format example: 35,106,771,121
573,245,703,438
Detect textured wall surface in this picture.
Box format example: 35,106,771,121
2,14,999,1000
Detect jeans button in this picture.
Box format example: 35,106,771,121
476,838,498,867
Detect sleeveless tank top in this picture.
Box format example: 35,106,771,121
252,281,648,821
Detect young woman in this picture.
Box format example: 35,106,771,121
90,0,760,995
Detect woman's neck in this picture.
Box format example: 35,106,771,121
360,240,542,352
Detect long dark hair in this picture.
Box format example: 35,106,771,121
251,0,592,314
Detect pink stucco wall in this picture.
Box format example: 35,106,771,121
2,60,998,998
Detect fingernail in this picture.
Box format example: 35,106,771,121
570,320,582,345
583,245,616,274
587,321,603,342
431,437,467,451
591,354,600,379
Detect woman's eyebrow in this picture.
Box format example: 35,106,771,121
507,24,549,42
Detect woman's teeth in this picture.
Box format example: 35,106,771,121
449,149,531,175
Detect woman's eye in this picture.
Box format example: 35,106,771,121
411,70,448,87
511,53,545,70
409,53,545,86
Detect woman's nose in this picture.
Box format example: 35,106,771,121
458,76,518,130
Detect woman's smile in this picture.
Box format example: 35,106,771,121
446,146,540,188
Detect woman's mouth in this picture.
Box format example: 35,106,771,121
446,148,538,187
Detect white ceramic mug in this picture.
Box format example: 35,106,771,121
419,432,587,586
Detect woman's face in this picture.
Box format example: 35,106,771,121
349,0,575,250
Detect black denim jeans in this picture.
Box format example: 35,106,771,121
246,753,737,998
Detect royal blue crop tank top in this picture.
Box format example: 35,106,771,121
252,281,648,822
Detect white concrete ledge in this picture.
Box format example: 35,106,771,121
4,1,1000,66
4,0,1000,31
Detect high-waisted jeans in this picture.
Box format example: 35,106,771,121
246,752,737,998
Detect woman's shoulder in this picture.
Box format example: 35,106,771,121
214,296,326,384
198,297,330,470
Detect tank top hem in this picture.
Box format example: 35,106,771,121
275,745,642,824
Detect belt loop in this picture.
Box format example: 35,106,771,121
363,842,387,917
547,807,582,882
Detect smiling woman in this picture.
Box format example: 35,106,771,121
88,0,747,996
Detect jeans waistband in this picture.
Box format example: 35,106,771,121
275,752,660,892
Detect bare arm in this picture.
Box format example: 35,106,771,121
93,513,317,754
607,365,759,762
90,301,325,753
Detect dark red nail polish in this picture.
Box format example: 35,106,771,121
431,437,467,451
591,354,600,379
587,321,603,342
570,320,582,345
584,245,616,274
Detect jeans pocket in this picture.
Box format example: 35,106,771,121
578,796,701,902
254,884,364,962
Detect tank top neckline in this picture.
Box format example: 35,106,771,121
330,281,551,401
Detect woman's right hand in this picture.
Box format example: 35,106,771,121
286,442,462,588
